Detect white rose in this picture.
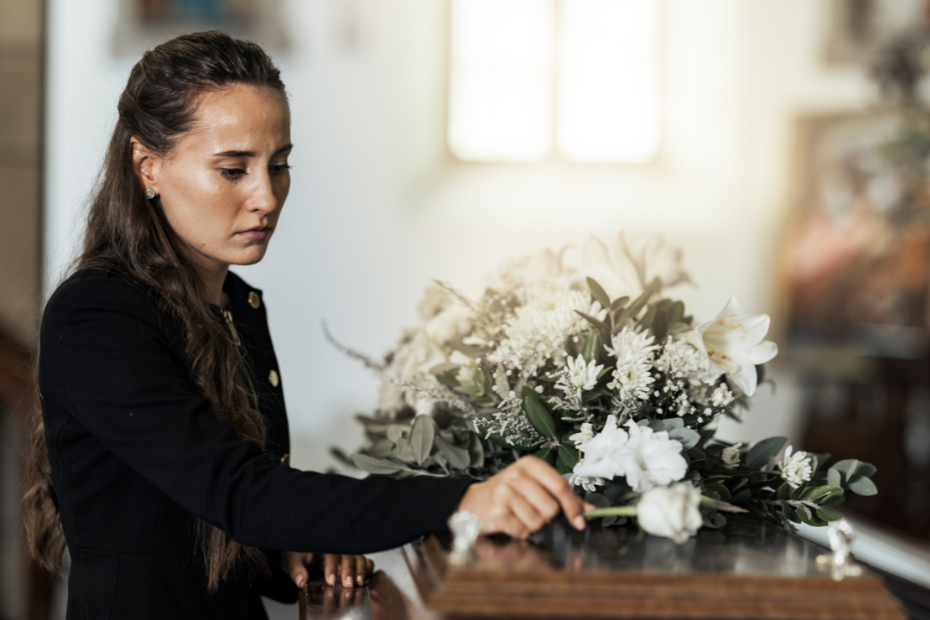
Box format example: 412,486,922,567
636,484,703,544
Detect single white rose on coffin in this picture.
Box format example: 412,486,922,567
680,297,778,397
636,483,703,544
572,417,688,493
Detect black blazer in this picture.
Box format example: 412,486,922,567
39,267,472,620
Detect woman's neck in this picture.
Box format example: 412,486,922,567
187,254,229,307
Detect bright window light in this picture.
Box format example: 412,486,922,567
557,0,661,163
448,0,555,162
448,0,661,164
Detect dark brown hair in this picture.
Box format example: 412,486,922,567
23,31,287,591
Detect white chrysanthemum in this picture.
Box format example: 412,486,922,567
573,415,629,482
721,443,742,468
605,327,658,407
656,337,707,380
778,446,813,489
556,355,604,397
487,289,605,378
710,384,734,407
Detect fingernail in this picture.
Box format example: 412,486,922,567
296,576,306,588
356,576,364,585
345,577,352,587
574,516,586,530
327,574,335,586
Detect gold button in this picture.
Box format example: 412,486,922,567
280,453,289,464
268,369,279,387
248,291,261,309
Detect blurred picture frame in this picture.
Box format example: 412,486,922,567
775,110,930,363
823,0,926,66
112,0,290,55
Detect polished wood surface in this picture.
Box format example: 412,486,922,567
294,515,908,619
406,515,907,620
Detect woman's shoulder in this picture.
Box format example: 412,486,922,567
42,266,164,333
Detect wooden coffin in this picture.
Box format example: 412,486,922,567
404,515,907,619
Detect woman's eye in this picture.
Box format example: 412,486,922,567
220,168,246,179
270,163,292,174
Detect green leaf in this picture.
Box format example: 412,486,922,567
586,277,612,310
640,304,658,330
409,415,436,466
618,280,658,324
351,454,406,476
584,492,611,509
558,443,580,470
575,310,610,334
609,296,630,316
847,475,878,496
533,446,556,464
524,396,557,439
816,508,842,522
669,427,701,450
434,435,469,470
704,482,731,501
386,425,403,444
745,437,788,470
581,330,602,364
776,483,790,500
827,467,842,488
803,485,843,502
467,432,485,468
667,300,685,326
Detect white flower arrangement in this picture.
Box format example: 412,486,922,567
333,231,879,543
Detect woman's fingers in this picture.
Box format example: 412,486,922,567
281,551,312,588
324,553,340,587
503,484,547,534
340,554,356,588
518,456,587,530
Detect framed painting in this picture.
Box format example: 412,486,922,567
775,110,930,360
112,0,289,55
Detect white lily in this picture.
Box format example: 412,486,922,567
682,297,778,397
579,231,691,300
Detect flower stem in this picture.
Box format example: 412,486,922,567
582,506,637,518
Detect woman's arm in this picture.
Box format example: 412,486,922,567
41,273,472,554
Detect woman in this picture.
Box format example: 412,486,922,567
24,31,590,620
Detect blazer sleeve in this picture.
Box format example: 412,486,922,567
41,274,473,554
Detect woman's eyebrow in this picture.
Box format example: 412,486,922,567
213,144,293,158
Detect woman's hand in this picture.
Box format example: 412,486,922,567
455,455,594,539
281,552,374,588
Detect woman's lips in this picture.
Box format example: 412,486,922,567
236,226,271,240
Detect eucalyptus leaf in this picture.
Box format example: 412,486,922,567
410,415,436,466
827,467,842,488
467,432,485,468
351,454,406,476
524,396,557,439
435,435,469,470
848,475,878,496
745,437,788,470
584,492,611,509
386,425,403,444
669,427,701,450
704,482,731,501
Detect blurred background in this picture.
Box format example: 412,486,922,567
4,0,930,618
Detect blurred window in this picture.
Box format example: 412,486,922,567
448,0,661,164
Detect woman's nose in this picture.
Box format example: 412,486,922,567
248,171,280,213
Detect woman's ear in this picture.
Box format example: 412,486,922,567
130,137,161,191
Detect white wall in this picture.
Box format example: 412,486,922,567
45,0,878,471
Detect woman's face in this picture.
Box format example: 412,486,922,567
135,84,292,273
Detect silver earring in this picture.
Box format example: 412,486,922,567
144,188,156,200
